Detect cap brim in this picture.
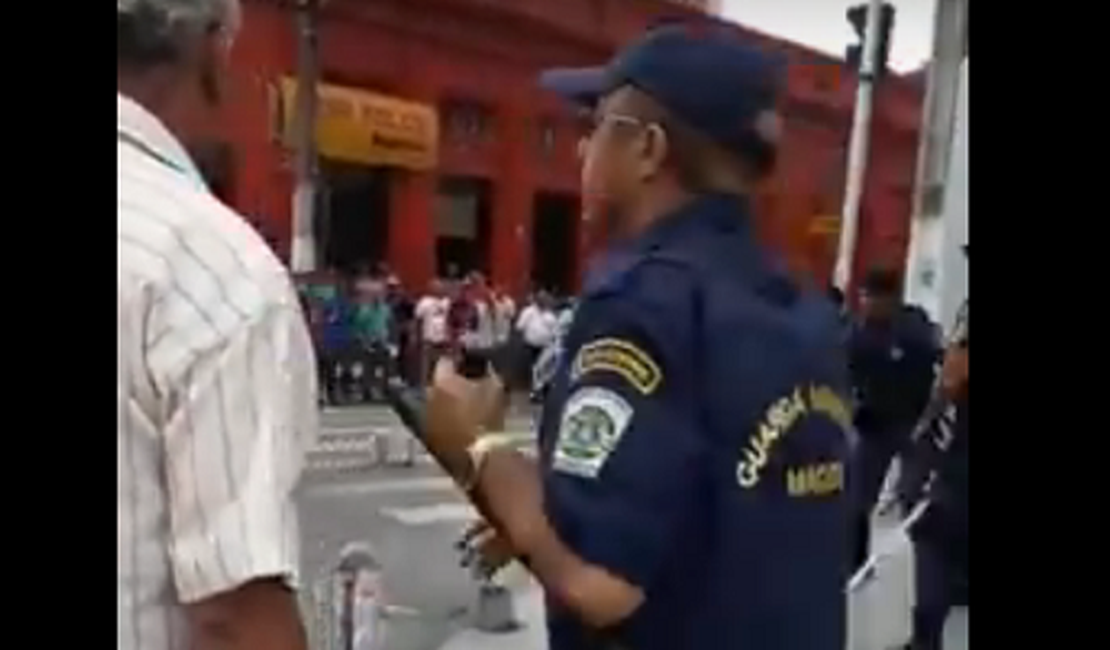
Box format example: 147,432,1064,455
538,67,608,108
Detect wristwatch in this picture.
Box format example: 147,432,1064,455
461,433,516,493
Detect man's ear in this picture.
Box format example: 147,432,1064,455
638,123,670,180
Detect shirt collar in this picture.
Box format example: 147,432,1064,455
117,92,207,187
583,193,752,294
631,192,751,254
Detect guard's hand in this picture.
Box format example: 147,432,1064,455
432,357,504,431
456,519,514,580
422,358,503,483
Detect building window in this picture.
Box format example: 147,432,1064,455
443,99,494,144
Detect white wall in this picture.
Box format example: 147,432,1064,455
936,58,968,333
904,58,968,334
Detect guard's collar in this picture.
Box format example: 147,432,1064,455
582,193,752,295
630,192,751,254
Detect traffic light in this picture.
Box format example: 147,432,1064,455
845,3,895,77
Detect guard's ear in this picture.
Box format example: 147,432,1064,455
637,122,670,180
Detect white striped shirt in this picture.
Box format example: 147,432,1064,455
117,93,317,650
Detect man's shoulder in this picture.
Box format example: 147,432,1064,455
118,158,295,314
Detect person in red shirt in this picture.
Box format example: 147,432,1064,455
446,278,474,355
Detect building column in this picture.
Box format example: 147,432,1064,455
490,99,535,297
389,171,436,290
388,83,438,291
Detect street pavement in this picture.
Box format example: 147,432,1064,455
297,402,539,650
298,403,968,650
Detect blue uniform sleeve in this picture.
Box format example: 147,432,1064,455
543,262,707,590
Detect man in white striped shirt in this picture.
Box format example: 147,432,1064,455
118,2,315,649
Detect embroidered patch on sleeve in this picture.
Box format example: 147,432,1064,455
552,387,634,479
570,338,662,394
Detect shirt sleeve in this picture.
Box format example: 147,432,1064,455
543,263,706,590
148,286,318,604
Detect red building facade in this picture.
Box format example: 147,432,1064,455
204,0,923,295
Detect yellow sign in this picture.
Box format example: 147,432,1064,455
279,78,438,171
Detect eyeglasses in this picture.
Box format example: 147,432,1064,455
583,111,653,136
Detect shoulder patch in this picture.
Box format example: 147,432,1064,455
571,338,662,394
552,387,634,479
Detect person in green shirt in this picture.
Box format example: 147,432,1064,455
352,282,394,402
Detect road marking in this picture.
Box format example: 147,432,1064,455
302,476,458,497
380,503,477,525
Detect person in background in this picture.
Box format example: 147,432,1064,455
320,275,357,404
387,276,417,384
354,267,377,297
118,1,311,649
352,280,394,402
899,247,969,650
415,278,451,384
454,272,503,425
848,268,941,575
556,297,575,339
447,275,478,356
492,285,517,355
466,272,498,357
531,297,575,404
491,284,518,410
516,291,559,400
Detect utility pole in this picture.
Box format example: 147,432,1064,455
833,0,891,292
290,0,321,273
903,0,969,321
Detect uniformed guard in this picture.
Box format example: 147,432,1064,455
898,250,969,650
848,268,941,572
418,22,855,650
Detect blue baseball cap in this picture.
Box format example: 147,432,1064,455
540,22,785,165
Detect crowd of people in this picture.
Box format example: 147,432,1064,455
296,265,574,405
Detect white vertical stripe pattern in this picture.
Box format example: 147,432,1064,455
118,93,318,650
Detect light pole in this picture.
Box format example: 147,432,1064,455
290,0,321,273
833,0,888,292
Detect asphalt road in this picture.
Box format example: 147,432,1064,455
297,403,537,650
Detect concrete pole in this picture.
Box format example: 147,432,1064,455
833,0,885,292
903,0,969,320
290,0,320,273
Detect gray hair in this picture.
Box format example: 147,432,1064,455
118,0,241,68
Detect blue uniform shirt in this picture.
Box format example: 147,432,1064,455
849,307,941,436
538,194,853,650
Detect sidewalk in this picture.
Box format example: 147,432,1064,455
437,565,548,650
